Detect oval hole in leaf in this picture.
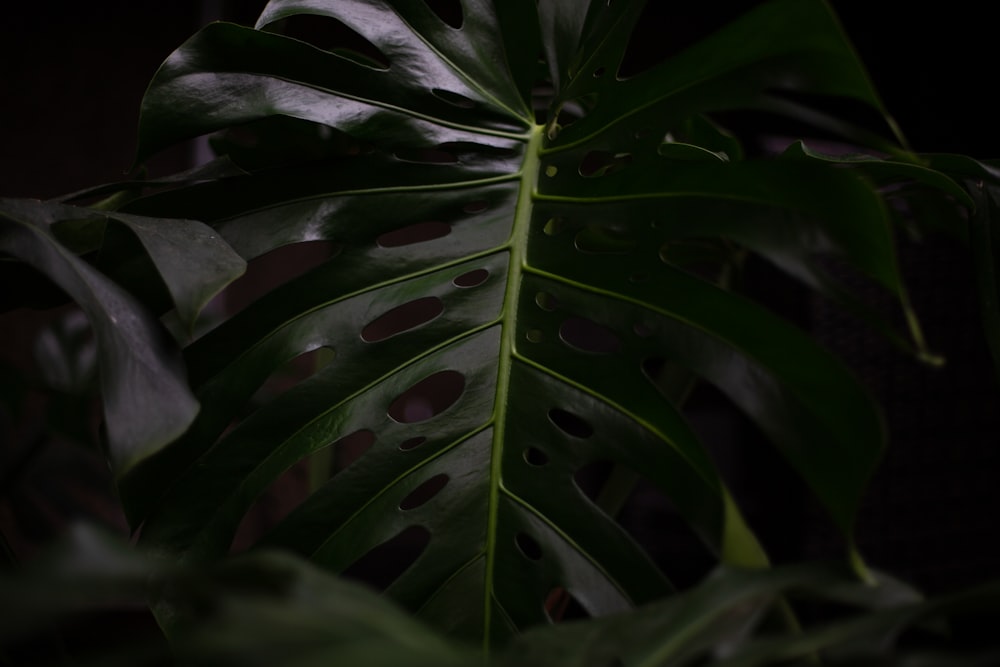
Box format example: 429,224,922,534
399,436,426,451
388,370,465,423
526,329,544,343
246,345,333,409
515,532,543,560
230,459,310,553
543,217,565,236
549,408,594,439
222,240,340,315
545,587,590,622
453,268,489,288
274,14,390,69
535,292,558,311
574,225,636,254
523,447,549,466
432,88,476,109
331,428,376,473
231,427,375,553
393,147,459,164
341,525,431,592
361,296,444,343
399,473,449,510
579,151,633,178
376,221,451,248
559,317,621,354
424,0,463,28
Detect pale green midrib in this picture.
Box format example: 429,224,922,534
482,124,545,651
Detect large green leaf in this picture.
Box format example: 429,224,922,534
117,0,939,647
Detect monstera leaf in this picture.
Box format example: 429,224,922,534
108,0,970,646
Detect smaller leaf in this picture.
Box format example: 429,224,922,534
104,210,246,333
0,198,200,475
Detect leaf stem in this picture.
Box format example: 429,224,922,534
482,124,545,650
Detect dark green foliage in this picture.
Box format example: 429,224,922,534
2,1,999,664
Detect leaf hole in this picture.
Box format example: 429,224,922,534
453,268,489,288
432,88,476,109
559,317,622,354
523,447,550,466
341,525,431,592
273,14,390,70
658,243,671,263
330,429,377,474
247,345,333,408
387,370,466,423
423,0,463,28
221,240,340,315
544,165,558,177
526,329,544,343
361,296,444,343
592,66,606,78
399,436,427,451
548,408,594,439
579,150,633,178
535,292,559,312
230,459,311,553
515,532,543,560
376,221,452,248
545,587,590,622
399,473,449,510
543,217,565,236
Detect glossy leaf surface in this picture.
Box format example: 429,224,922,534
119,0,935,646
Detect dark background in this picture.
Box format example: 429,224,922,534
1,1,997,595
